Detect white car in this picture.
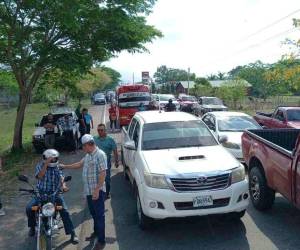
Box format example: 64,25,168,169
202,112,261,161
121,111,249,229
155,94,180,111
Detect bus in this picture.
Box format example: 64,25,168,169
116,84,151,127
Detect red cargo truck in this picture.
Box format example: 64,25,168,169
116,84,150,127
242,128,300,211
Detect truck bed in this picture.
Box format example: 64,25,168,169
246,129,300,156
255,112,272,117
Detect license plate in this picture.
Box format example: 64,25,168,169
193,195,213,207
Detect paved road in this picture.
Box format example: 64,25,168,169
2,105,300,250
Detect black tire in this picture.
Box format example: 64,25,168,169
249,166,275,211
38,234,52,250
136,189,153,230
230,210,246,220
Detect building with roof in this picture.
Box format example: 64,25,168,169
175,81,196,95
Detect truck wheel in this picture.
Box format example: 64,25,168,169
136,191,153,230
249,167,275,211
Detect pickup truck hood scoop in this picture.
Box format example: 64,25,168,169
142,145,238,175
178,155,205,160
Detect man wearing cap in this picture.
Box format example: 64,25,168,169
61,134,107,250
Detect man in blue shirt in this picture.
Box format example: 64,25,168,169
25,149,78,244
83,108,94,134
94,124,119,199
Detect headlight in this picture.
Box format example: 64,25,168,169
231,165,245,184
42,203,55,217
144,173,170,189
222,141,240,149
33,135,42,139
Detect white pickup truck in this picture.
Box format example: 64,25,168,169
121,111,249,229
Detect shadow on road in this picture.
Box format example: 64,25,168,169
247,195,300,249
110,172,250,250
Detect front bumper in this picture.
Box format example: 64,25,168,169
139,180,249,219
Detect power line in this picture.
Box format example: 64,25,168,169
238,8,300,42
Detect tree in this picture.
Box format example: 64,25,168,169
216,80,247,109
217,72,226,80
151,83,156,93
154,65,196,83
101,67,121,89
192,83,213,97
0,0,162,150
0,70,18,107
195,77,210,86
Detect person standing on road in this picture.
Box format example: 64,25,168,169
165,99,176,112
138,102,146,111
61,135,107,250
79,108,87,144
83,108,94,134
108,103,118,132
57,114,77,153
94,124,119,199
43,113,56,148
26,149,79,243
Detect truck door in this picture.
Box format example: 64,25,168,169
295,155,300,207
128,120,141,176
124,118,137,166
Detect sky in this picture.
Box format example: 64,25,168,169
104,0,300,83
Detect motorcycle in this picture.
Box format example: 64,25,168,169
18,174,72,250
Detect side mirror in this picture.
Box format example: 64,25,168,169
124,140,136,150
18,175,29,183
219,135,228,144
64,176,72,182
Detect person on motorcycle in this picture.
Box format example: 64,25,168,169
165,99,176,112
25,149,79,244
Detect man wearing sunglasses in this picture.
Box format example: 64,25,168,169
94,124,119,199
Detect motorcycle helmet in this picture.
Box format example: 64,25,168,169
42,149,59,168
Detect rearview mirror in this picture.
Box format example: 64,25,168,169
18,175,29,183
219,135,228,144
64,176,72,182
124,140,136,150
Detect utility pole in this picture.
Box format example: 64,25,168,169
187,67,190,95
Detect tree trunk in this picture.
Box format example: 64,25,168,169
12,92,28,151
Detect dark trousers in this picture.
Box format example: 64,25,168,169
0,196,2,209
86,124,91,134
110,119,117,130
63,130,75,151
26,195,75,235
87,191,105,243
44,134,55,149
105,158,112,195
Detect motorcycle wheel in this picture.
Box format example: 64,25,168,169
38,234,52,250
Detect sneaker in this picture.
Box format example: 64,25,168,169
0,209,5,216
28,227,35,237
71,233,79,244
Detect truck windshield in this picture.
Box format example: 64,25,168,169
182,96,196,102
142,121,217,150
158,95,176,101
287,110,300,121
118,92,151,107
218,116,261,131
202,98,223,105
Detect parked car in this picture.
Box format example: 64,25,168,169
195,97,228,116
32,108,80,153
121,111,248,229
202,112,261,162
253,106,300,129
177,94,198,113
242,128,300,211
154,94,180,111
93,93,106,105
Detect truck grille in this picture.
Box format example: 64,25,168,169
174,198,230,210
170,173,230,192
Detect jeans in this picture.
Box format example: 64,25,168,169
44,134,55,149
87,191,105,243
26,195,75,235
86,124,91,134
110,119,117,130
105,158,112,195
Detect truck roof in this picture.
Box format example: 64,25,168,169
117,84,149,94
135,111,198,124
277,106,300,111
208,111,250,118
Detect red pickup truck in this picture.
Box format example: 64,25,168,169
242,129,300,211
253,106,300,128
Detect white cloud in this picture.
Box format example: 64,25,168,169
105,0,300,82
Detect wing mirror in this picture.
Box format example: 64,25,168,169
124,140,136,150
64,176,72,182
218,135,228,144
18,175,29,183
